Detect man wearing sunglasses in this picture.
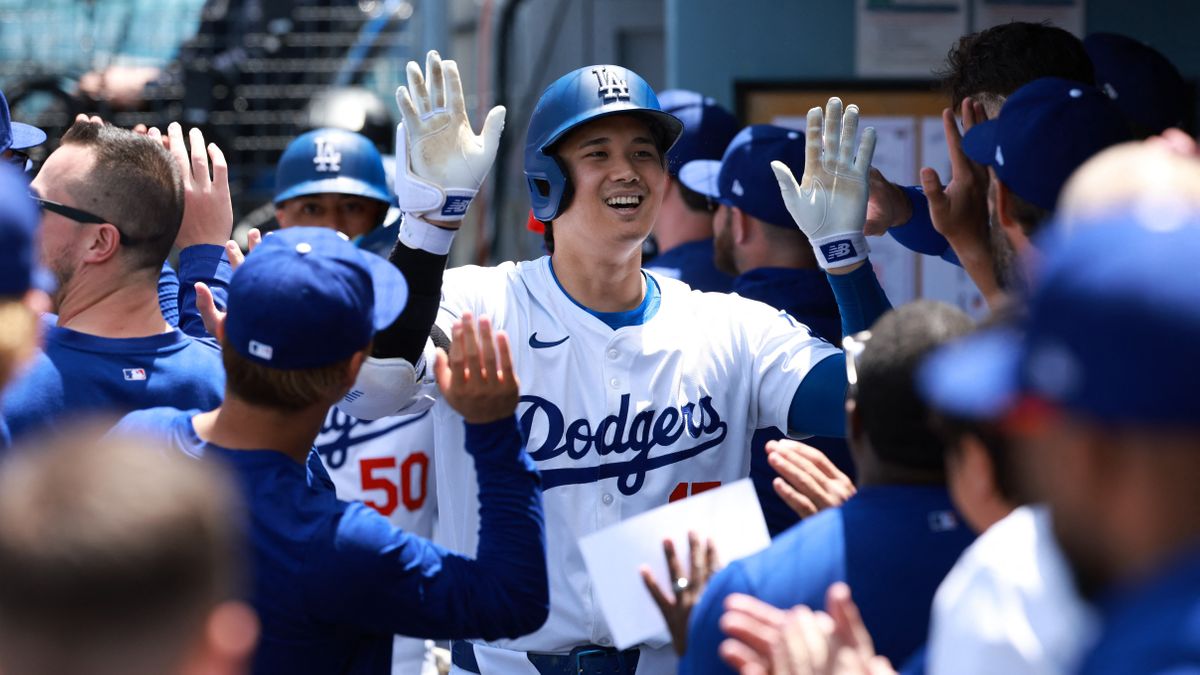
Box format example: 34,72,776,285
1,119,225,443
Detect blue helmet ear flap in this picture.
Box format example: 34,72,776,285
527,154,573,222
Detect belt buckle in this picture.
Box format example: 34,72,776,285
573,647,626,675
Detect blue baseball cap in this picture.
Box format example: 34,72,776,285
224,227,408,370
962,77,1133,211
1085,33,1186,135
657,89,741,177
678,124,804,229
0,90,47,155
0,164,49,296
919,205,1200,429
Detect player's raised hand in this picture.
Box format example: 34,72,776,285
640,531,721,656
394,50,506,226
767,440,856,519
193,229,262,336
774,97,876,274
164,123,234,249
919,97,998,303
434,313,520,424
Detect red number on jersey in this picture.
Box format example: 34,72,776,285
360,451,430,516
668,481,722,503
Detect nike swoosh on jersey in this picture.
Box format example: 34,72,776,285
528,332,569,349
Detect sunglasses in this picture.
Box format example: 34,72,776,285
29,189,145,246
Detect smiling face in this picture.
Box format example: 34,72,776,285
551,114,667,254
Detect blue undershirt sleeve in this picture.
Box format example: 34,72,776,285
787,354,848,438
157,261,180,327
827,260,893,338
175,245,232,339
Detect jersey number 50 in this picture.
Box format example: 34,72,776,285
360,453,430,516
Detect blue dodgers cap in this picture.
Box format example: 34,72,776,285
1085,33,1186,135
962,77,1133,211
919,205,1200,428
0,90,47,154
0,164,47,296
224,227,408,370
656,89,740,176
678,124,805,229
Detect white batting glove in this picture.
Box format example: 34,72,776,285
394,50,506,224
773,97,877,270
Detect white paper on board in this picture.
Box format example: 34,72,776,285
578,479,771,650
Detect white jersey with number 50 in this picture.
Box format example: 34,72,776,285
314,408,438,675
430,256,839,665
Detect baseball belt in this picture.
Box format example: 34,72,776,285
451,641,641,675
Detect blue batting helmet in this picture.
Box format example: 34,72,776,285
524,65,683,222
274,128,390,206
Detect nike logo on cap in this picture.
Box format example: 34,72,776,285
529,332,569,349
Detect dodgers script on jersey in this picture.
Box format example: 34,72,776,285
428,257,840,666
313,408,438,675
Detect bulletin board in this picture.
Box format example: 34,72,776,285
735,81,989,319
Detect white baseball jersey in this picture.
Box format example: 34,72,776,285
429,256,840,667
314,407,439,675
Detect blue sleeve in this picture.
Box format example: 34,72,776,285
827,261,892,338
175,245,232,339
887,187,961,266
304,415,549,640
898,642,927,675
787,354,847,438
158,262,180,327
680,562,755,675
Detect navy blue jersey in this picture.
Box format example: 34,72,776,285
2,320,224,442
644,238,734,293
682,485,974,674
732,266,855,536
114,407,548,675
1078,546,1200,675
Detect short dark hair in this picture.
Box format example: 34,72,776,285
1005,188,1052,238
0,430,244,674
938,22,1095,110
59,121,184,272
222,343,356,411
855,301,974,472
933,413,1025,504
675,178,717,214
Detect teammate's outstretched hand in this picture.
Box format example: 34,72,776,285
774,97,876,274
640,531,721,656
159,123,233,249
394,50,506,225
919,98,1000,305
863,168,912,236
767,440,856,519
434,313,520,424
193,228,262,336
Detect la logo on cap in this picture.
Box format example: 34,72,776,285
591,67,630,102
312,137,342,173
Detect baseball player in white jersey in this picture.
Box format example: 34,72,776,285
340,51,887,674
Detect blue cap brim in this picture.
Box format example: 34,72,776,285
10,123,46,151
678,159,722,200
274,176,391,205
360,251,407,331
961,119,1000,167
917,327,1022,420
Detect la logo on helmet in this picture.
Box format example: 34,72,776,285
312,137,343,173
591,68,630,102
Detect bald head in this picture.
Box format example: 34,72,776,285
1059,141,1200,224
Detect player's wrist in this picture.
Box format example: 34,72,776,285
399,213,457,255
810,231,870,271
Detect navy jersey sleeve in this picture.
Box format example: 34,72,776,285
158,262,180,327
887,187,960,266
302,416,548,640
175,244,232,339
680,561,755,675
